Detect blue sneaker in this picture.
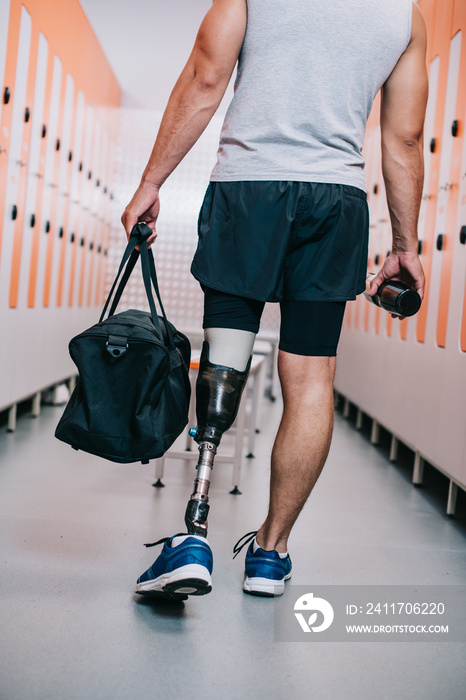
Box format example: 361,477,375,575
136,534,213,599
233,531,292,597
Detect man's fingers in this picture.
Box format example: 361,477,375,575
121,210,138,239
146,232,158,248
368,271,386,296
415,276,425,300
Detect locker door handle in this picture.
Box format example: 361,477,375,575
418,240,423,255
24,107,30,123
12,205,17,220
30,213,35,227
430,138,437,153
42,124,47,138
460,226,466,245
436,234,444,251
451,120,459,137
3,87,10,104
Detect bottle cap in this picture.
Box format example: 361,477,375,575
396,289,422,316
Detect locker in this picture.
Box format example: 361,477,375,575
0,0,22,267
55,73,76,307
89,116,102,220
77,207,89,308
62,90,85,307
87,124,108,306
27,34,54,308
365,150,386,340
364,125,382,334
0,0,121,411
435,165,466,479
34,176,53,311
77,104,95,307
417,0,455,343
0,4,31,308
417,56,440,251
98,126,117,306
45,66,71,308
17,31,48,309
373,178,391,337
437,28,466,347
333,0,466,491
9,21,42,309
94,222,108,307
67,97,88,308
86,213,98,307
433,30,463,347
0,0,11,125
42,54,63,307
454,83,466,351
453,0,466,352
66,202,81,308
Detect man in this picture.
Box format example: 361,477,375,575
122,0,427,599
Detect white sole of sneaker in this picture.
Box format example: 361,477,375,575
243,572,292,597
135,564,212,596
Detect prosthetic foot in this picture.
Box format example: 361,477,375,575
184,341,251,536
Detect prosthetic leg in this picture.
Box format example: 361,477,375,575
184,336,253,536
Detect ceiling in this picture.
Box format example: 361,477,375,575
79,0,229,112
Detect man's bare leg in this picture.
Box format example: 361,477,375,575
256,351,337,553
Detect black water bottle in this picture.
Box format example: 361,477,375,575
364,278,422,317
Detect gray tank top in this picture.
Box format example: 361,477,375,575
211,0,412,190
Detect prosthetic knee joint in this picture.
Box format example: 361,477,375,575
184,341,251,536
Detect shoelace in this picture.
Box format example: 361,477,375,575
232,530,258,559
144,533,186,548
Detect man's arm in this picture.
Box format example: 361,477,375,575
369,2,428,302
121,0,247,241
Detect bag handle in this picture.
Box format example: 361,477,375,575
105,249,139,319
139,239,176,349
99,224,148,323
100,223,175,349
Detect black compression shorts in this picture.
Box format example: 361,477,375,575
203,287,346,357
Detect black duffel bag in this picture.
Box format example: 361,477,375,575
55,223,191,463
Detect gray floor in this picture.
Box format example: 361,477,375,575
0,396,465,700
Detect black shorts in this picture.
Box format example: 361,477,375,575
203,286,346,357
191,181,369,302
